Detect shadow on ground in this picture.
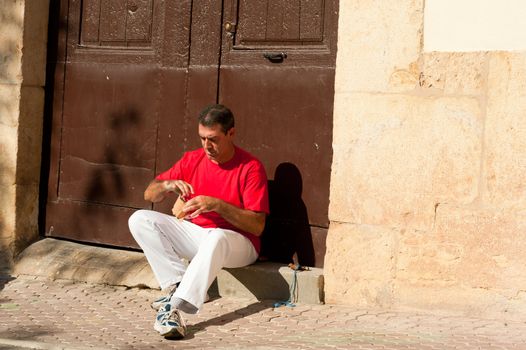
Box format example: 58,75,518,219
0,218,16,301
0,275,15,298
184,301,273,340
0,325,59,342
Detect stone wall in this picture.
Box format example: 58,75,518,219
0,0,49,270
326,0,526,320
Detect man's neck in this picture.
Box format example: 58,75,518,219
214,145,236,164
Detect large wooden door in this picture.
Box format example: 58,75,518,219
44,0,337,266
45,0,192,246
218,0,338,266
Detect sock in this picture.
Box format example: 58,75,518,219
172,297,198,314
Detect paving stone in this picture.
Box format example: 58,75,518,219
1,274,526,349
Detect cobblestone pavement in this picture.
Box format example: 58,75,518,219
1,274,525,350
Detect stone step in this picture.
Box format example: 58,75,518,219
13,238,324,305
213,262,324,304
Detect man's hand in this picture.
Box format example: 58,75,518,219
182,195,266,236
144,179,194,203
182,195,219,219
162,180,194,198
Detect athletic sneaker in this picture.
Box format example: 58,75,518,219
154,303,187,339
151,284,178,310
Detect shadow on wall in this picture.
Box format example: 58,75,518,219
52,107,147,247
0,1,24,274
38,0,65,236
0,221,12,276
84,108,142,204
40,1,146,246
260,162,315,267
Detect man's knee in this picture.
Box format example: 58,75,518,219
128,209,146,227
128,209,154,236
204,230,230,252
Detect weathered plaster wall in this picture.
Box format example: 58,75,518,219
425,0,526,52
0,0,49,270
326,0,526,320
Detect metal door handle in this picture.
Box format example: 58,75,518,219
224,22,236,38
263,52,287,63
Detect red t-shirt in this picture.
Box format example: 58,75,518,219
156,146,269,253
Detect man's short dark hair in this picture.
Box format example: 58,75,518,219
198,104,235,134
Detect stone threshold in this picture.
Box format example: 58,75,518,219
13,238,324,304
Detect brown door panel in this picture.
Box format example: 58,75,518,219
219,0,338,267
45,0,192,246
58,63,159,207
153,68,199,216
219,66,334,227
58,156,153,208
61,64,160,134
235,0,326,45
223,0,336,66
46,200,139,248
155,69,192,174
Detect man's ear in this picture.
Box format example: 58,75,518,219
228,127,235,138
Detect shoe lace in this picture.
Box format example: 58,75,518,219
172,309,186,328
158,305,186,328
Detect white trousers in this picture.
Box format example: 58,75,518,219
128,210,258,312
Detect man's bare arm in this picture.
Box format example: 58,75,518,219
215,201,266,236
144,179,194,203
183,195,266,236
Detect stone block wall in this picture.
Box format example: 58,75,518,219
0,0,49,270
326,0,526,320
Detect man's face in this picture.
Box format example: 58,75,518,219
198,123,235,164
